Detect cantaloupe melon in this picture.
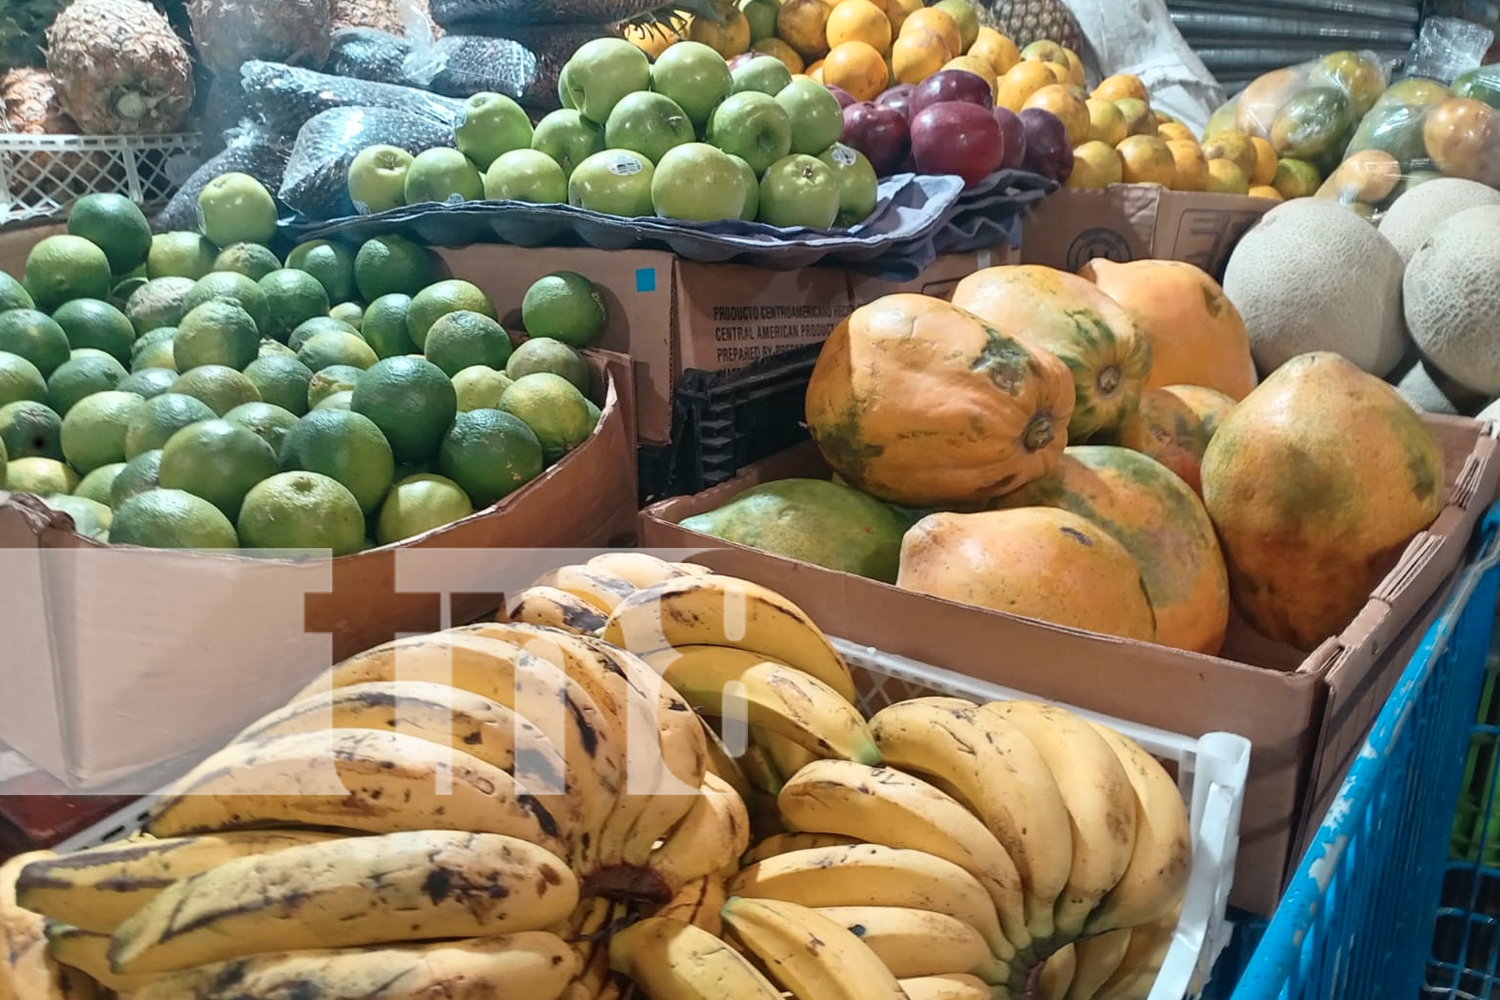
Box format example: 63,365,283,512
1394,358,1487,416
1221,199,1409,378
1404,205,1500,396
1378,177,1500,263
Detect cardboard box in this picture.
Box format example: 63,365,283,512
637,418,1500,917
1019,187,1277,279
0,352,639,789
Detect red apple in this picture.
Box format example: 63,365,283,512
826,84,857,109
1018,107,1073,183
727,52,759,72
992,107,1027,170
876,83,917,120
911,102,1002,186
841,101,911,177
910,70,994,119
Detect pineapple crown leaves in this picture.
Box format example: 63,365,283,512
0,0,69,67
623,0,724,37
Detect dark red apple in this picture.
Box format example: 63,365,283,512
842,101,911,177
826,84,857,109
992,107,1027,170
727,52,759,72
1018,107,1073,183
910,70,994,119
876,83,917,120
911,101,1002,186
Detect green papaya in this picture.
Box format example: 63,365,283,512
1344,100,1435,167
1453,65,1500,110
1270,86,1355,160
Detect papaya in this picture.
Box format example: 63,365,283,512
988,445,1230,655
1117,384,1237,498
1200,352,1447,651
1234,66,1306,139
950,265,1154,442
1309,50,1387,117
804,293,1076,509
1078,259,1257,400
897,506,1156,642
1452,64,1500,110
1345,99,1440,167
1269,87,1355,160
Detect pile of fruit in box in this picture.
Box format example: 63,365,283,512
0,554,1190,1000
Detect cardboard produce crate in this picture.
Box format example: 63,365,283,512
637,417,1500,918
0,352,639,790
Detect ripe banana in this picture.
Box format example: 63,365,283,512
561,897,629,1000
15,829,339,933
738,739,786,795
898,973,1003,1000
776,759,1030,960
1064,928,1133,1000
700,719,755,802
531,564,639,613
753,726,819,781
648,772,752,894
110,830,579,976
608,916,783,1000
1082,722,1191,936
671,562,716,576
587,551,696,589
815,905,1010,984
726,844,1010,963
601,575,857,702
870,698,1074,944
1093,906,1180,1000
127,933,579,1000
505,585,609,636
1039,944,1077,1000
44,922,155,994
0,850,80,1000
652,876,729,936
983,701,1138,942
722,896,909,1000
741,831,861,866
640,646,879,764
144,728,575,860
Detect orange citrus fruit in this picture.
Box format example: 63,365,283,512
1157,121,1195,144
1249,185,1283,201
891,29,952,84
687,1,752,57
1093,73,1149,103
1067,141,1124,189
807,58,826,81
993,59,1054,112
1117,134,1176,187
777,0,835,60
1205,159,1250,194
826,0,892,54
1042,62,1070,85
1166,139,1209,191
967,27,1019,75
1201,130,1258,177
823,40,889,101
1061,48,1085,86
884,0,923,33
1248,136,1279,186
753,37,807,74
899,8,961,57
1019,39,1066,64
1086,98,1127,146
1024,84,1090,146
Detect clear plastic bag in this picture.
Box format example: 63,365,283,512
152,125,292,234
400,29,597,109
277,106,455,220
323,28,418,83
240,60,464,139
429,0,658,28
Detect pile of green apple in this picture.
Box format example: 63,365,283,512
345,38,880,231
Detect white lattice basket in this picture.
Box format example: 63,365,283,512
0,132,204,225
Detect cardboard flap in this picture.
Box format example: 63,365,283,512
0,500,66,776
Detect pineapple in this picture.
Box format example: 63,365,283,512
0,67,108,193
45,0,195,135
187,0,334,78
330,0,436,36
977,0,1083,51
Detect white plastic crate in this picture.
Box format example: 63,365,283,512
53,637,1251,1000
0,132,203,225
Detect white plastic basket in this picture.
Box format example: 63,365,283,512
0,132,204,225
52,637,1251,1000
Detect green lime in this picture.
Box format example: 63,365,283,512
224,401,300,456
350,356,458,464
521,271,606,348
0,351,48,407
407,279,496,348
243,356,314,415
505,337,591,393
438,408,544,507
117,367,179,399
0,400,63,460
60,390,145,474
24,235,112,311
111,448,163,506
67,193,153,275
74,461,125,505
148,232,218,281
499,372,594,463
0,309,71,378
238,470,365,555
169,365,262,416
279,408,396,513
5,456,78,495
452,365,513,412
111,488,239,549
330,302,365,329
307,364,365,409
362,294,418,358
198,172,279,248
0,272,35,312
47,352,128,415
0,437,6,487
182,271,272,337
260,269,333,343
289,317,360,352
43,494,111,538
131,338,178,373
259,339,299,361
110,276,149,313
214,243,282,281
354,234,436,301
134,326,178,352
175,300,261,371
51,298,135,363
423,310,513,377
159,418,279,520
316,390,354,411
298,330,378,372
124,392,217,458
376,473,474,544
125,277,196,335
285,241,357,303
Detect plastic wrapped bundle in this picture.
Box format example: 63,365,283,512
240,60,464,139
429,0,657,28
152,125,291,233
324,27,415,82
401,29,600,108
199,77,258,157
278,105,455,220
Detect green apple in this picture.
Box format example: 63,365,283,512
652,143,748,223
564,38,651,125
568,149,656,217
455,92,535,171
531,109,606,180
776,77,845,155
740,0,779,42
605,91,696,166
707,91,793,176
403,147,484,205
346,145,414,213
728,153,759,221
484,149,568,203
817,142,878,227
731,55,793,97
649,41,732,133
198,171,278,246
558,63,576,110
758,153,840,229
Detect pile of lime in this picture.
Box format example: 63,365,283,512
0,178,611,555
